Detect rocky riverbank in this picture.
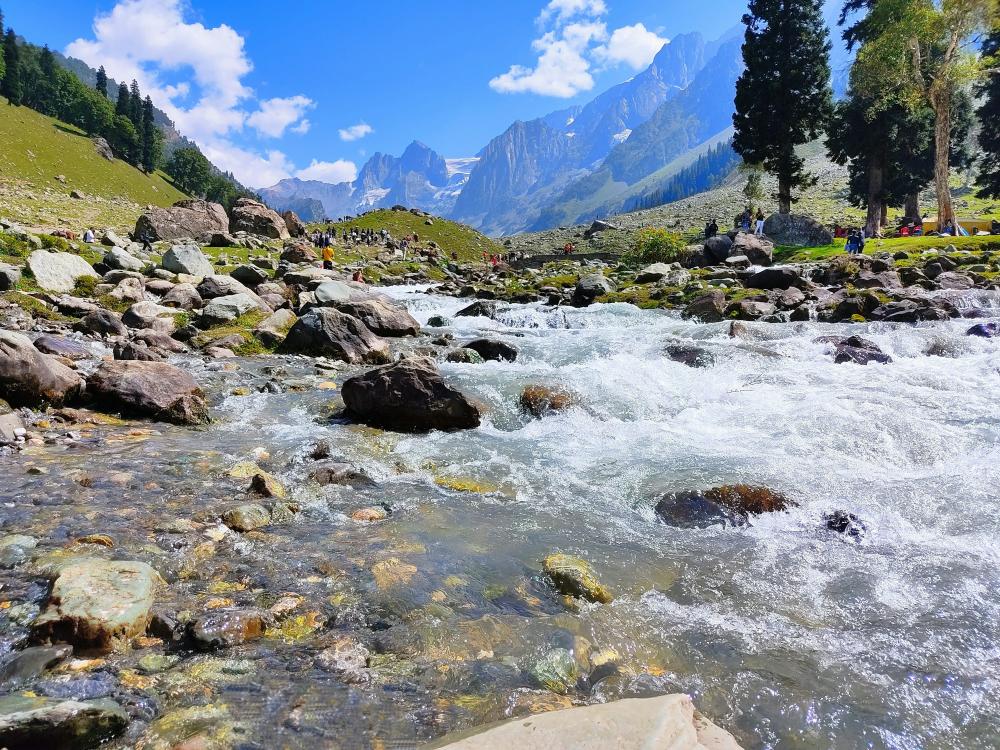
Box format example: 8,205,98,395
1,203,999,748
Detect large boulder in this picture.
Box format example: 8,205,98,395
682,291,726,323
121,301,177,331
341,357,481,432
465,338,518,362
703,234,734,263
314,280,373,305
331,299,420,337
195,276,270,312
0,331,84,407
731,234,774,266
74,309,127,337
86,361,210,424
200,293,259,326
431,695,740,750
161,244,215,278
762,213,833,247
656,485,795,528
0,694,129,750
745,267,800,290
103,247,144,272
31,559,158,653
281,210,307,238
161,283,203,310
230,198,290,240
571,274,614,307
278,308,390,363
280,241,318,263
134,199,229,242
26,251,99,293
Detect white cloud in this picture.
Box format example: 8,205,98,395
247,95,314,138
296,159,359,184
290,119,311,135
492,2,669,98
594,23,668,70
66,0,322,187
338,123,374,142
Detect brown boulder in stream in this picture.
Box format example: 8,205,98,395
341,357,481,432
656,484,795,528
86,361,210,425
0,331,84,408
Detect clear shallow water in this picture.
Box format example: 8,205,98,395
2,288,999,748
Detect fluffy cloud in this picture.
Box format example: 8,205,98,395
296,159,359,184
594,23,668,70
247,95,314,138
66,0,317,187
338,123,374,142
491,2,669,97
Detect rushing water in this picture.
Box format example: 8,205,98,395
3,287,999,749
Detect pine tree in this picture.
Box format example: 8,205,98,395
128,79,141,128
1,27,22,106
733,0,833,215
0,8,6,87
115,81,129,118
140,95,161,173
976,29,1000,199
95,65,108,98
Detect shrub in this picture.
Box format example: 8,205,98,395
624,228,685,266
40,235,71,252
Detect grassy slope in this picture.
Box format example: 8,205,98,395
0,97,187,232
314,209,504,263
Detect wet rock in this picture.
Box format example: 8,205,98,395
31,559,158,653
571,274,614,307
315,637,370,683
967,322,1000,338
132,329,187,354
86,361,210,424
190,609,268,649
310,462,376,487
332,299,420,337
112,341,162,362
341,357,481,432
32,335,89,360
446,347,485,364
279,308,390,364
465,338,518,362
542,553,613,604
746,267,799,290
455,300,498,318
520,386,576,418
778,287,806,308
249,471,286,499
934,272,974,290
726,299,776,321
0,694,129,750
0,645,73,689
656,485,795,528
824,511,867,541
26,251,99,293
135,199,229,242
531,648,578,695
161,244,215,278
0,331,84,408
230,198,290,240
664,343,715,368
683,291,726,323
351,506,388,522
221,503,271,532
161,282,203,310
830,336,892,366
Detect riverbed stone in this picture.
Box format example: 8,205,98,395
341,357,481,432
465,338,518,362
31,559,158,653
542,553,613,604
430,694,741,750
331,299,421,337
520,386,576,418
161,244,214,278
310,461,375,487
86,361,210,425
0,645,73,689
531,648,578,694
656,485,795,528
222,503,272,532
121,301,177,331
683,291,726,322
190,609,268,649
0,331,84,408
103,247,144,272
279,308,390,363
0,694,129,750
200,293,258,326
571,274,614,307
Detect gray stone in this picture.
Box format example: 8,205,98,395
279,308,390,363
0,694,128,750
161,283,202,310
200,293,258,326
762,213,833,247
0,262,21,291
121,301,177,331
135,199,229,242
230,264,269,288
103,247,144,272
26,251,98,293
161,245,214,278
86,360,210,424
0,331,84,408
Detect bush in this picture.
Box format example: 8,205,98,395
40,235,71,251
624,228,685,266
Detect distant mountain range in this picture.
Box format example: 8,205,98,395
258,11,853,236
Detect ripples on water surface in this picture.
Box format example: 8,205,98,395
3,286,999,748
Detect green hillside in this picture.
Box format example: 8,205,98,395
316,209,504,262
0,97,187,232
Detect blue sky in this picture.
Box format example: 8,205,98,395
3,0,756,187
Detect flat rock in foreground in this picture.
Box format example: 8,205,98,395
428,694,741,750
0,694,128,750
342,357,481,432
31,559,158,654
26,250,99,293
86,361,210,424
0,331,84,408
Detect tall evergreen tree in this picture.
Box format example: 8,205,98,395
733,0,833,214
95,65,108,98
1,28,21,106
128,79,141,128
976,29,1000,199
140,95,161,173
115,81,129,118
0,8,6,87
